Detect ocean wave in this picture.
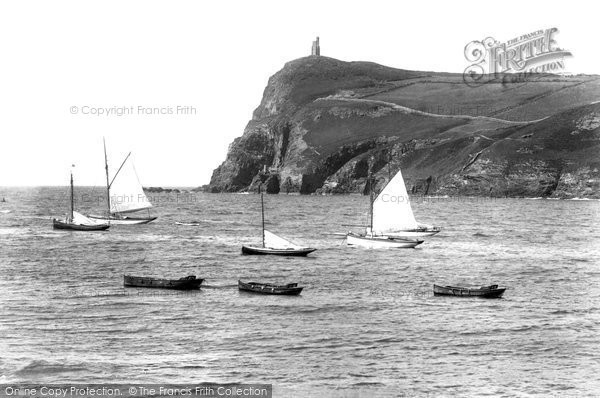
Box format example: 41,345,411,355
350,381,386,387
16,360,90,376
348,373,376,378
202,283,237,289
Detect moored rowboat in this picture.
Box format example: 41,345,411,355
433,284,506,298
238,280,304,295
124,275,203,290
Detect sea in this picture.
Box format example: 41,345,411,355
0,187,599,397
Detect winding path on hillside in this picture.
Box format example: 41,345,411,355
317,97,549,125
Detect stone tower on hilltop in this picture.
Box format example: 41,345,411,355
311,37,320,56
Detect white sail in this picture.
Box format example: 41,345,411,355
264,230,303,249
72,211,102,225
371,170,419,234
109,157,152,214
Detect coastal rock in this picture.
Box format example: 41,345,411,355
144,187,181,193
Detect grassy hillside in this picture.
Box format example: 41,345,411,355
360,75,600,121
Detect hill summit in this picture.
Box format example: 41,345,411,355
207,56,600,198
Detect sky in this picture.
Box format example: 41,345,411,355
0,0,598,187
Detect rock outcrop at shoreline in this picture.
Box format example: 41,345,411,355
144,187,182,193
206,56,600,198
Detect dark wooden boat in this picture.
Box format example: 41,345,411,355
124,275,203,290
238,280,304,295
433,284,506,298
53,218,109,231
241,245,316,256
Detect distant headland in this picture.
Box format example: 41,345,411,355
203,38,600,198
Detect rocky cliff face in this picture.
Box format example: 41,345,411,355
206,56,600,198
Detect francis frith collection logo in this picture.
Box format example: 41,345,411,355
463,28,572,86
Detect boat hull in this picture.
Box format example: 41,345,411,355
88,215,157,225
123,275,203,290
346,233,423,248
241,245,316,256
52,219,110,231
433,284,506,298
385,228,440,238
238,280,303,295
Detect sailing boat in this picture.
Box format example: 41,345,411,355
346,170,437,248
53,168,110,231
372,169,440,238
242,190,316,256
88,139,157,225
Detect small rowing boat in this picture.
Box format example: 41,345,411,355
238,280,304,295
124,275,203,290
433,284,506,298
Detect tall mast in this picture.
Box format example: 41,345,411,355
103,138,111,215
70,170,74,222
369,173,374,235
260,185,265,248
